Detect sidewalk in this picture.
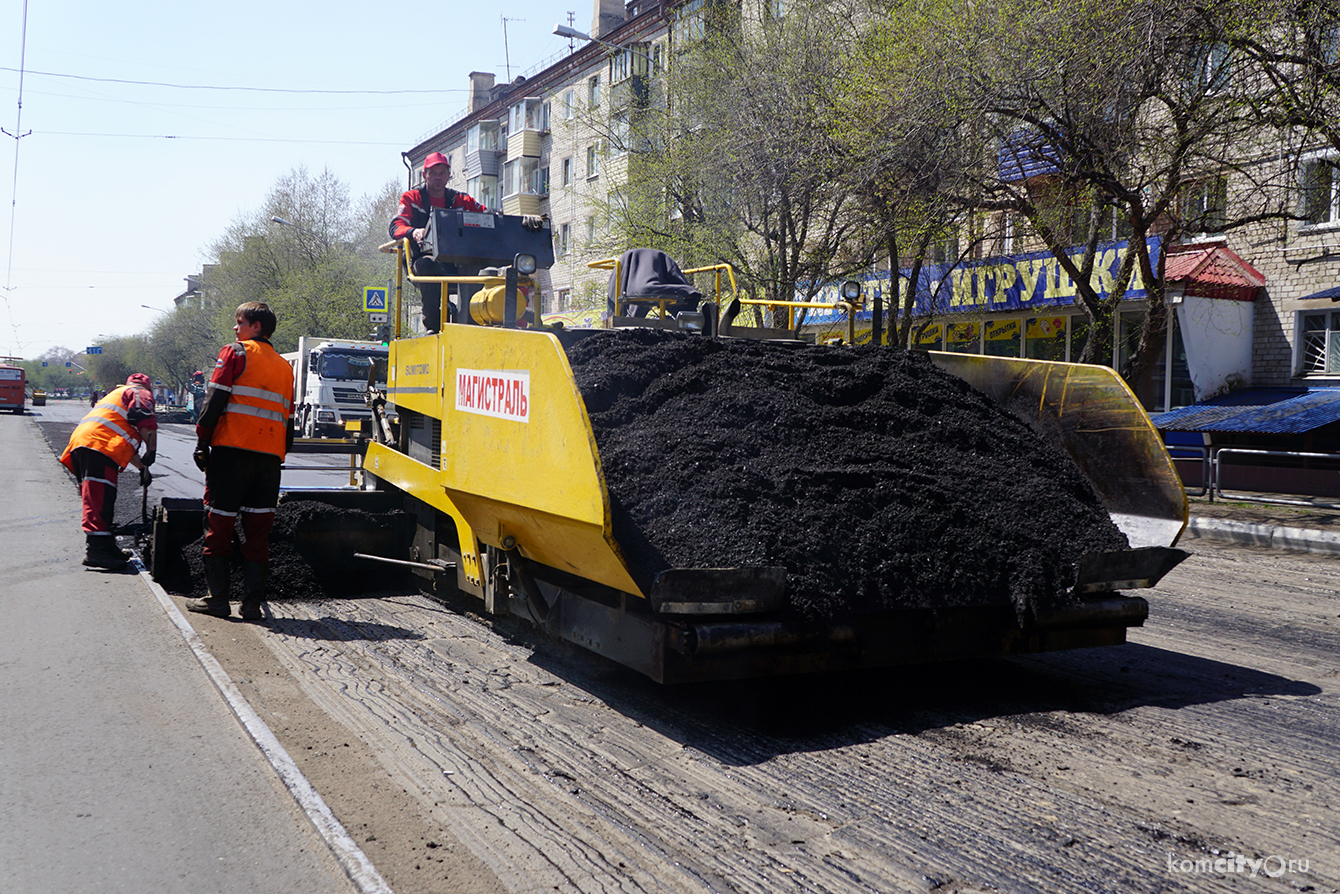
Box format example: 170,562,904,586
0,417,371,894
1183,493,1340,555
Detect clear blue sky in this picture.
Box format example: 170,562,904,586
0,0,583,359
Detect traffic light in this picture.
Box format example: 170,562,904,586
373,324,391,343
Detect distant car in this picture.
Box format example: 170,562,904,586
30,389,45,406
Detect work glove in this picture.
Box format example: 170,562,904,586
141,449,156,467
139,467,153,487
193,445,210,472
521,214,545,231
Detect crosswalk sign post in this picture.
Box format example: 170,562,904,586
363,287,388,313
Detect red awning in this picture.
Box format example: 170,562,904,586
1164,244,1266,301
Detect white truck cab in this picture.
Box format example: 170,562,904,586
283,337,388,438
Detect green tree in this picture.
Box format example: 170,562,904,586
851,0,1287,385
203,168,400,350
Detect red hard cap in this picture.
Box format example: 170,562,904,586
423,151,450,171
126,373,151,388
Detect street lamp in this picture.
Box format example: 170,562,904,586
142,304,170,313
270,216,320,239
554,23,634,54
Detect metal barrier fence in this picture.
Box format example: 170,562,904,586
1167,444,1210,498
1209,447,1340,509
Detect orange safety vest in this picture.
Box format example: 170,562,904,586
59,385,145,471
211,339,293,460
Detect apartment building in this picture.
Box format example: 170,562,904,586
403,0,685,325
403,0,1340,441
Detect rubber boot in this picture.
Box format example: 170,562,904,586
185,555,232,617
239,560,268,621
82,534,128,570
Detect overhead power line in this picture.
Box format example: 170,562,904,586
39,130,404,145
0,66,467,95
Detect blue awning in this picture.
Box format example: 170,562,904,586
1150,387,1340,434
1302,285,1340,301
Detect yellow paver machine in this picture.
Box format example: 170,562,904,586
350,212,1187,682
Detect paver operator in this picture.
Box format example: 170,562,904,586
389,150,544,332
186,301,294,621
59,373,158,570
389,151,489,333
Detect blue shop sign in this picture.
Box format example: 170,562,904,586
805,237,1161,324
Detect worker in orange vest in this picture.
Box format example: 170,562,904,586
59,373,158,569
186,302,294,620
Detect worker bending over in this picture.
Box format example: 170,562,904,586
59,373,158,570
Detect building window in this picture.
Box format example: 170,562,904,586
562,156,573,187
1180,176,1228,234
508,97,546,134
502,159,541,198
556,223,570,259
563,89,575,120
611,113,630,155
672,0,708,46
466,175,498,210
585,215,597,244
609,44,649,83
586,142,602,179
1302,155,1340,226
1300,311,1340,374
587,74,601,108
466,121,499,154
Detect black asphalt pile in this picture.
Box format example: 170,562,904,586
157,500,414,602
565,329,1128,625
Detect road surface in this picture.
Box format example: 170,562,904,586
24,401,1339,894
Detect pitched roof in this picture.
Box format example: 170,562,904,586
1163,244,1266,301
1151,387,1340,434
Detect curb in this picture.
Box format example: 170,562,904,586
130,555,395,894
1184,516,1340,556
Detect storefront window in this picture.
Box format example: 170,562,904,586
1025,316,1068,361
915,322,943,350
1170,321,1194,409
944,321,980,353
1118,310,1144,374
984,319,1021,357
1119,309,1167,412
1070,315,1091,362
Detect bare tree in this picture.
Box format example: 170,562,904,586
846,0,1289,386
611,0,868,316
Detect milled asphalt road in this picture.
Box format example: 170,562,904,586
7,401,1339,894
0,411,366,894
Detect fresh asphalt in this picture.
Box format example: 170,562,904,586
0,408,371,894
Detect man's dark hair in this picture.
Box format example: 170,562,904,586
236,301,277,339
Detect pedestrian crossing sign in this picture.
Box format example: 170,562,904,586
363,287,388,312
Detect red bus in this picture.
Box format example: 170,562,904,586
0,363,26,414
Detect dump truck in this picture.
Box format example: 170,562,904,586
283,337,389,438
150,210,1189,683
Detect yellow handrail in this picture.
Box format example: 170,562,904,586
588,257,738,320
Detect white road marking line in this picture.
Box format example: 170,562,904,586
130,555,395,894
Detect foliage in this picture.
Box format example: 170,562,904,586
204,168,400,352
608,0,869,317
839,0,1291,378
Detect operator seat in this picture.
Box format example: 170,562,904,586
606,248,703,319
